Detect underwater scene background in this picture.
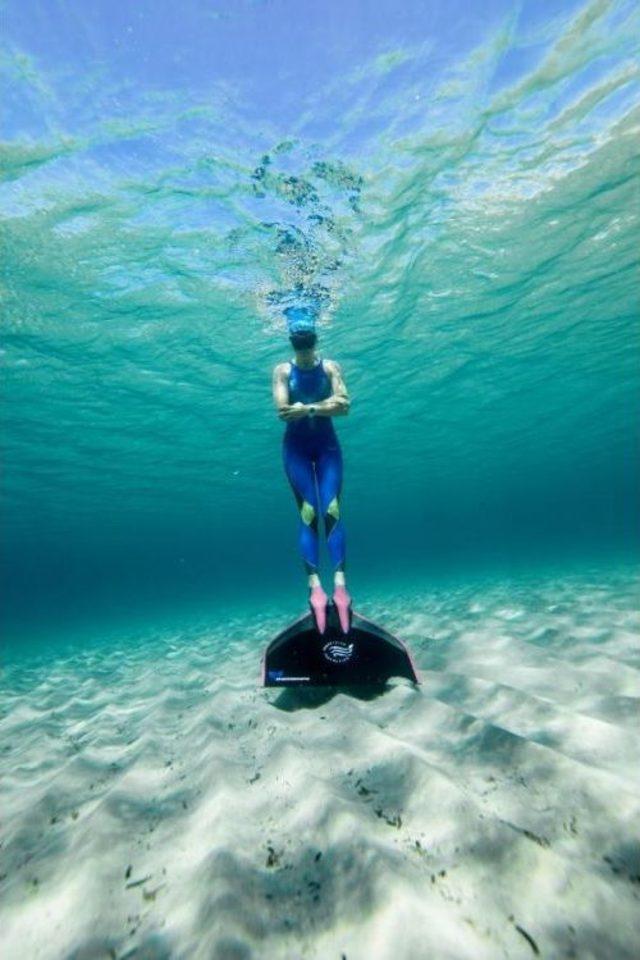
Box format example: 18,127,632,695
2,0,639,647
2,3,640,960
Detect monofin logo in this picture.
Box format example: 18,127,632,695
322,641,354,664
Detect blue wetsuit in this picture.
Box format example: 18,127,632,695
283,358,346,572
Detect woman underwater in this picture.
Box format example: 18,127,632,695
272,306,352,634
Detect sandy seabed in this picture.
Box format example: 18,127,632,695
1,566,639,960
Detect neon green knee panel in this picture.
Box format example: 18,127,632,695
301,501,316,525
327,497,340,520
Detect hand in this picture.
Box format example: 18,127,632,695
278,402,309,421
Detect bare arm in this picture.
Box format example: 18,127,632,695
312,360,350,417
272,363,291,414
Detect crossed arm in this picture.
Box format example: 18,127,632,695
272,360,351,422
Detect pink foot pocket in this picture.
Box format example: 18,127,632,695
333,586,352,634
309,586,328,634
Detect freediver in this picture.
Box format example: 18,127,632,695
272,305,352,635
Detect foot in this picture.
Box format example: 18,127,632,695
309,585,328,635
333,585,352,634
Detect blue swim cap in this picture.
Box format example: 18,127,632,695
284,305,317,334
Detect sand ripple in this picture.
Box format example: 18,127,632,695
1,566,639,959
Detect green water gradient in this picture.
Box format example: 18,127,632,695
1,0,639,651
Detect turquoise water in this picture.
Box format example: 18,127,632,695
2,0,639,658
2,8,640,957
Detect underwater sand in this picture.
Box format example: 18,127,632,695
1,566,639,960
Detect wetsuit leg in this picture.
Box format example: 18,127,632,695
315,441,346,570
282,438,320,572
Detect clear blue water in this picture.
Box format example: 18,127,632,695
2,0,639,660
